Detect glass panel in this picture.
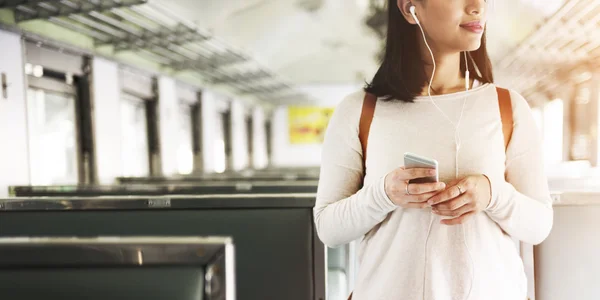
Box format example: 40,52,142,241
177,105,194,175
120,94,150,177
26,88,78,185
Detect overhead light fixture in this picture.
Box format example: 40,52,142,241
24,63,33,75
32,65,44,78
65,73,74,85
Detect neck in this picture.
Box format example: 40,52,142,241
419,44,468,96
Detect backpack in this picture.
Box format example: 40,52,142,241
347,87,514,300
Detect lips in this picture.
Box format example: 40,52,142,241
460,21,484,33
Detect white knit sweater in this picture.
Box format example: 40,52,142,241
314,83,553,300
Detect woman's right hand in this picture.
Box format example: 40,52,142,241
384,167,446,208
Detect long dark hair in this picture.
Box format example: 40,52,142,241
364,0,494,103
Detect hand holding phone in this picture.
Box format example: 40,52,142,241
383,155,446,208
403,152,439,184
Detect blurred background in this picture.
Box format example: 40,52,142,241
0,0,599,300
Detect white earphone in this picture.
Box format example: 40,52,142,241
409,5,419,24
409,4,474,300
409,4,470,91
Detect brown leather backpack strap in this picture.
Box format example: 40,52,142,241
359,92,377,168
496,87,513,151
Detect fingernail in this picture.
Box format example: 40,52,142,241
428,200,433,205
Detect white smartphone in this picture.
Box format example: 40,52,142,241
403,152,439,184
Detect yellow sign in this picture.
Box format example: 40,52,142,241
288,106,335,144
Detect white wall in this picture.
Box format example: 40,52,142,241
231,100,249,171
91,57,122,184
252,107,269,169
0,30,30,196
535,202,600,300
271,83,361,167
157,76,179,176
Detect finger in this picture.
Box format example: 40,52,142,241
441,211,476,225
404,191,440,203
427,184,463,206
433,201,475,218
433,193,470,211
398,168,437,180
445,178,461,187
407,181,446,195
400,202,431,209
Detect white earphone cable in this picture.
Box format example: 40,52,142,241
414,11,474,300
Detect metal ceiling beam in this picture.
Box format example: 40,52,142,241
494,0,600,98
0,0,314,104
238,83,289,95
67,11,229,75
260,91,310,103
77,11,207,57
107,40,258,91
10,0,147,22
237,84,270,95
48,16,112,41
171,51,248,71
209,70,272,84
497,0,582,69
102,30,209,52
0,0,47,8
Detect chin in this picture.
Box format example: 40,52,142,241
464,41,482,52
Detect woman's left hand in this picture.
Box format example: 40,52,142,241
426,175,492,225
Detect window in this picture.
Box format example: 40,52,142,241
120,94,150,177
214,112,226,174
26,77,78,185
177,105,194,174
543,99,564,165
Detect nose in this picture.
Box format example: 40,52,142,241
466,0,486,16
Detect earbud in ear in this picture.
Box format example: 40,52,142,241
409,5,420,24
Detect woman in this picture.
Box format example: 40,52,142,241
314,0,554,299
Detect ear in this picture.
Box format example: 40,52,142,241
397,0,418,25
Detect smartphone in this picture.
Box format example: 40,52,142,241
403,152,439,184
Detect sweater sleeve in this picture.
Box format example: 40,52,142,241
313,92,397,248
484,90,554,245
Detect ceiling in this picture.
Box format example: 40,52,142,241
495,0,600,103
4,0,592,107
153,0,567,86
